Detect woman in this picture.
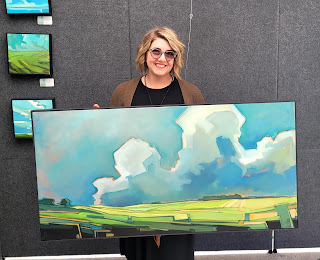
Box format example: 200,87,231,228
95,27,204,260
109,26,204,107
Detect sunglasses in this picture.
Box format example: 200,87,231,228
148,48,177,61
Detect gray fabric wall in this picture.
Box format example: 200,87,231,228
0,0,318,257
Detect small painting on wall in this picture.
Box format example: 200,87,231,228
32,102,297,241
12,99,54,139
5,0,51,14
7,33,52,75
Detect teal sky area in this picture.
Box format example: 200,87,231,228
7,33,49,52
236,102,295,149
6,0,49,6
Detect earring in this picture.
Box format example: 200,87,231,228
170,69,174,78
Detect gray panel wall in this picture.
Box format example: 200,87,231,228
0,0,319,257
276,0,320,249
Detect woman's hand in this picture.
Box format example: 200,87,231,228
93,104,100,108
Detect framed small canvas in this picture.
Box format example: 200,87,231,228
32,102,297,241
5,0,51,14
12,99,54,139
7,33,52,75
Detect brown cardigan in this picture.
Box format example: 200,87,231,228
110,77,205,107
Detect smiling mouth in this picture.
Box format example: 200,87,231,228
155,64,166,68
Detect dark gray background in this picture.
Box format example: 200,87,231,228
0,0,318,257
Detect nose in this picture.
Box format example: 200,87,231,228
158,52,166,61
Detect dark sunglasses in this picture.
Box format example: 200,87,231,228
148,48,177,61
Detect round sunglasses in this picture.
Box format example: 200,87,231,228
148,48,177,61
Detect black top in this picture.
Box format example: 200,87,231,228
119,78,194,260
120,234,195,260
131,77,184,106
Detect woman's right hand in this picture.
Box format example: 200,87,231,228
93,104,100,108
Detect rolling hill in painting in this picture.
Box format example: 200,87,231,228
32,102,297,240
7,33,50,75
6,0,50,14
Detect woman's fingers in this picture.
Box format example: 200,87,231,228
93,104,100,108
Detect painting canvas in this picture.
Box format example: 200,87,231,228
12,99,53,138
7,33,51,75
32,102,297,241
5,0,51,14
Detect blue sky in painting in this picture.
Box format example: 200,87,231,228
7,34,49,52
236,102,295,149
33,103,296,206
12,100,53,137
6,0,50,14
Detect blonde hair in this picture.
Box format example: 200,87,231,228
136,27,185,80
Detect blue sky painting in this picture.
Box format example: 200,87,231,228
33,102,297,239
12,99,53,138
6,0,50,14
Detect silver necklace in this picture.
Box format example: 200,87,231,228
144,75,173,105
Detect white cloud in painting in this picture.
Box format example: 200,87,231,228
114,138,158,178
172,105,296,176
9,0,46,7
93,137,194,204
241,130,296,174
172,105,245,175
93,138,160,204
29,100,46,109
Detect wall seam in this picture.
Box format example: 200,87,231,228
276,0,281,101
184,0,193,80
127,0,133,79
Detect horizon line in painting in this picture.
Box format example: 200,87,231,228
6,0,51,14
32,102,297,241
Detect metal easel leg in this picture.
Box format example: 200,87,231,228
268,230,277,254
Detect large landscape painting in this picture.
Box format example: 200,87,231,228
32,102,297,241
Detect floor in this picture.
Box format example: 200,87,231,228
195,253,320,260
100,252,320,260
6,251,320,260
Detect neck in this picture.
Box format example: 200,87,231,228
143,73,173,89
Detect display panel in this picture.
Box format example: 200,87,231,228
32,102,297,241
5,0,51,14
7,33,52,75
12,99,54,138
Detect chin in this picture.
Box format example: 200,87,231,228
151,70,171,77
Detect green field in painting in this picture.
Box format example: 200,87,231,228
14,133,32,138
8,50,50,75
39,197,297,238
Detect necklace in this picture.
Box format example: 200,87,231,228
144,75,173,105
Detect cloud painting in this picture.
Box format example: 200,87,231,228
33,103,297,240
12,99,53,138
6,0,50,14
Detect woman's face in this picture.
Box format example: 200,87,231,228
146,38,174,78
